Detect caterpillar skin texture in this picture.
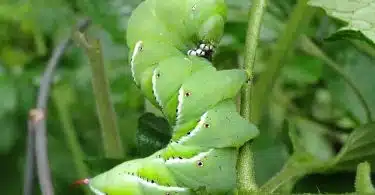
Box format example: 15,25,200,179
87,0,259,194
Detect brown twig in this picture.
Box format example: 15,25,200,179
24,18,91,195
24,120,36,195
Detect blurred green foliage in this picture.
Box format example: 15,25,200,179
1,0,375,194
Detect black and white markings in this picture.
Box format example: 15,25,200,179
199,43,214,51
187,43,215,60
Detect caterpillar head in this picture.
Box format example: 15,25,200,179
73,177,108,195
87,175,109,195
74,173,141,195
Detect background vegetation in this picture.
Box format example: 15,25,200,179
1,0,375,194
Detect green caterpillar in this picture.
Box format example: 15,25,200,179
82,0,259,194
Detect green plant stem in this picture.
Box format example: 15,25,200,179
355,162,375,194
75,32,124,158
299,35,373,122
251,0,316,125
237,0,267,192
260,153,328,193
52,88,91,195
260,158,306,193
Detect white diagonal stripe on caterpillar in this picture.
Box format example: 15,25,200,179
165,149,213,165
176,87,185,123
130,41,144,85
177,112,208,144
134,175,188,192
152,68,164,108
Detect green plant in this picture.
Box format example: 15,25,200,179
0,0,373,194
82,0,259,194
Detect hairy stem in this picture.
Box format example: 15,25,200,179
52,87,91,195
355,162,375,194
237,0,267,192
75,32,124,158
251,0,316,125
24,19,91,195
299,35,373,122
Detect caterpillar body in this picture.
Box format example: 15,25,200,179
85,0,259,194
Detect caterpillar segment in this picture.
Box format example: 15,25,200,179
173,100,259,148
84,0,259,194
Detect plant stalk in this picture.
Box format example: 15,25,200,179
355,162,375,194
75,32,124,158
237,0,268,192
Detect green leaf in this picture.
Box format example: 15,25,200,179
260,122,375,193
327,46,375,123
289,117,335,162
0,75,16,115
325,29,374,47
259,117,335,193
259,153,325,194
135,113,171,157
252,93,290,187
282,54,323,85
332,122,375,171
0,46,32,66
0,116,18,154
355,161,375,194
254,142,290,187
252,104,290,187
308,0,375,44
